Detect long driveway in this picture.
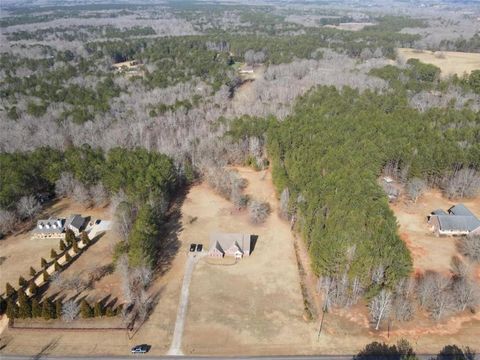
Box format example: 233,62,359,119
167,252,203,355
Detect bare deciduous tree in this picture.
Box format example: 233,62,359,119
61,300,79,322
279,187,290,219
406,178,427,203
248,200,271,224
16,195,41,220
55,172,76,197
452,277,480,312
0,209,17,235
458,236,480,263
73,183,91,206
369,289,392,330
90,183,109,207
443,168,480,199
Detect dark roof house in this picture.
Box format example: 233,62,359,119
65,214,85,235
428,204,480,236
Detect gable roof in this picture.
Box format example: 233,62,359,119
66,214,85,230
437,215,480,232
34,218,65,234
431,209,448,216
448,204,475,217
209,233,251,254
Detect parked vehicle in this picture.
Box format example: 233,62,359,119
131,344,150,354
189,243,197,252
196,244,203,252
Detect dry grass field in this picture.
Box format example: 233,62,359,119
397,48,480,77
2,175,480,357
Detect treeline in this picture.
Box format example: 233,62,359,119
267,86,479,290
1,146,179,269
6,25,156,42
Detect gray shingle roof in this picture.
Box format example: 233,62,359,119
65,214,85,231
437,215,480,232
448,204,475,217
431,209,448,216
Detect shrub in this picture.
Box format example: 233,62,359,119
31,298,41,317
29,266,36,276
81,231,90,246
6,298,18,319
28,281,37,296
0,295,6,315
54,260,61,272
65,252,72,262
59,239,66,251
41,257,48,268
55,299,62,319
41,299,54,320
18,276,27,287
73,240,80,254
94,302,103,317
6,282,15,296
65,229,75,245
17,289,31,319
458,236,480,263
105,307,115,317
80,300,93,318
248,200,271,224
62,300,79,322
50,249,58,259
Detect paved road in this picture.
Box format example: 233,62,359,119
0,354,455,360
167,253,203,356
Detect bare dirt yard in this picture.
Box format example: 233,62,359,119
397,48,480,77
390,189,480,275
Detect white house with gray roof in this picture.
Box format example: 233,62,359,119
208,233,252,259
33,218,66,239
428,204,480,236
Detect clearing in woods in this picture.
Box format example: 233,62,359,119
397,48,480,77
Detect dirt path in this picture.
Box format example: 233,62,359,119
167,253,204,355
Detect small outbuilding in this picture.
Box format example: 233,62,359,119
65,214,86,236
33,218,65,239
208,233,252,259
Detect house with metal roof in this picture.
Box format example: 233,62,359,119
208,233,252,259
33,218,66,239
428,204,480,236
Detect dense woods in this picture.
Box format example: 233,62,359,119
268,86,479,290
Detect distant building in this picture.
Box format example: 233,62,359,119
238,66,254,74
208,233,252,259
428,204,480,236
33,218,65,239
65,214,85,236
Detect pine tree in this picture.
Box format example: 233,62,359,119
6,282,15,296
65,229,75,246
31,298,41,317
18,276,27,287
80,300,93,318
55,299,62,319
59,239,66,251
94,302,103,317
73,240,80,254
28,281,37,296
6,298,18,319
81,231,90,246
41,257,48,268
17,289,31,319
0,295,6,315
41,299,54,320
105,307,115,317
54,260,61,271
30,266,37,276
65,252,72,262
43,269,49,282
115,304,123,316
50,249,57,259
